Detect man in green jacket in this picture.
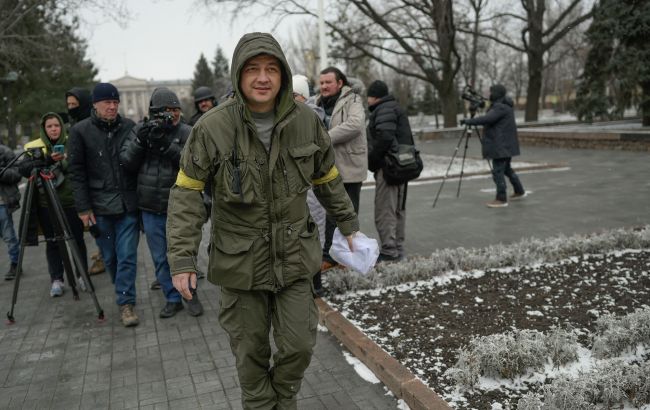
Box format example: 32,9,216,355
167,32,358,409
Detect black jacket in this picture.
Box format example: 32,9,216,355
120,122,191,214
0,145,21,212
464,97,520,160
367,95,414,172
68,111,137,215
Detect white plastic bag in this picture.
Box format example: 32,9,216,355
329,228,380,275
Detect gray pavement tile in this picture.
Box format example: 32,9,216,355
80,390,110,410
165,375,196,401
162,358,191,379
137,380,168,405
82,370,111,393
167,396,201,410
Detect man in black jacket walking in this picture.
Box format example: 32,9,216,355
68,82,140,327
121,88,204,318
367,80,412,262
461,84,526,208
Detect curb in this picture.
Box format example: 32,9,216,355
316,298,451,410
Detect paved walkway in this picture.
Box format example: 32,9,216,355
1,135,648,409
0,235,398,409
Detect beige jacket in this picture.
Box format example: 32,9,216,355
316,86,368,183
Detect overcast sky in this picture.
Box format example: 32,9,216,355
80,1,301,82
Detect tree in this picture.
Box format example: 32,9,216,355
201,0,462,127
0,0,99,147
459,0,594,121
192,53,214,91
575,0,650,125
212,46,231,98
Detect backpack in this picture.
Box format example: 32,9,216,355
382,143,424,185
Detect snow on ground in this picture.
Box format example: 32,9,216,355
342,351,380,384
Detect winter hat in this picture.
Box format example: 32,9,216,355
150,87,181,109
292,75,310,99
489,84,507,101
92,82,120,103
193,86,215,103
367,80,388,98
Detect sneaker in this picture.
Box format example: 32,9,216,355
150,279,161,290
184,292,204,317
50,280,64,297
510,192,528,200
119,304,139,327
486,200,508,208
159,301,184,318
5,263,17,281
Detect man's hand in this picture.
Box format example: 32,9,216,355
78,211,96,227
346,231,357,252
136,123,152,146
172,272,197,300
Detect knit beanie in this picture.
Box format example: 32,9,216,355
92,83,120,103
292,75,310,99
150,87,181,109
367,80,388,98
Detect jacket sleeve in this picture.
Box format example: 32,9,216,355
0,148,21,185
368,105,398,172
311,121,359,236
464,104,507,126
328,95,366,145
119,127,146,173
166,123,214,275
67,125,92,213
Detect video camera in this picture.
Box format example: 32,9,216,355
461,85,486,114
27,146,45,160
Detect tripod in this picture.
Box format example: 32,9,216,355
432,115,491,208
5,164,104,323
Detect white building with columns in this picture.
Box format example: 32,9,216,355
109,75,193,122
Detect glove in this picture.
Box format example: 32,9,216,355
459,119,467,126
150,129,171,151
136,123,152,146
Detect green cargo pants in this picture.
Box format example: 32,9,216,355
218,279,318,410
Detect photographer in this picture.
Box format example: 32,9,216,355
461,84,526,208
120,87,203,318
0,143,21,281
19,113,88,296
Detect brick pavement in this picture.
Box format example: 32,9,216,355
0,235,400,409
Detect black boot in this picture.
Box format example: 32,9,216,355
4,263,17,281
184,290,204,317
159,301,184,318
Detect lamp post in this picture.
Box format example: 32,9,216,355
0,71,19,148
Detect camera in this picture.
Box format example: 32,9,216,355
27,147,45,160
461,85,486,113
147,107,175,129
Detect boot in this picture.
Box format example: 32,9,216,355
119,304,139,327
4,263,17,281
159,301,184,318
184,291,204,317
88,254,105,275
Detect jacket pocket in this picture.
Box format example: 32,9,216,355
284,219,321,283
215,156,259,205
211,230,256,289
284,142,320,194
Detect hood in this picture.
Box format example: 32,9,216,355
39,112,68,149
368,94,395,112
65,87,92,123
230,32,294,118
489,84,507,102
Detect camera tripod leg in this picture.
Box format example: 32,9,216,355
433,124,471,208
41,176,104,321
456,129,473,198
6,176,37,324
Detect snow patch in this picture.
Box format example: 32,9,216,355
343,352,380,384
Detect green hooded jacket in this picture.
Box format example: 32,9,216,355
167,32,359,291
24,112,74,208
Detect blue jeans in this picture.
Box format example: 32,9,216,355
141,211,181,303
95,212,139,306
0,205,19,265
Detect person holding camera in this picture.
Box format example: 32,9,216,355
460,84,526,208
68,83,140,327
121,87,203,318
0,143,21,281
19,113,88,296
